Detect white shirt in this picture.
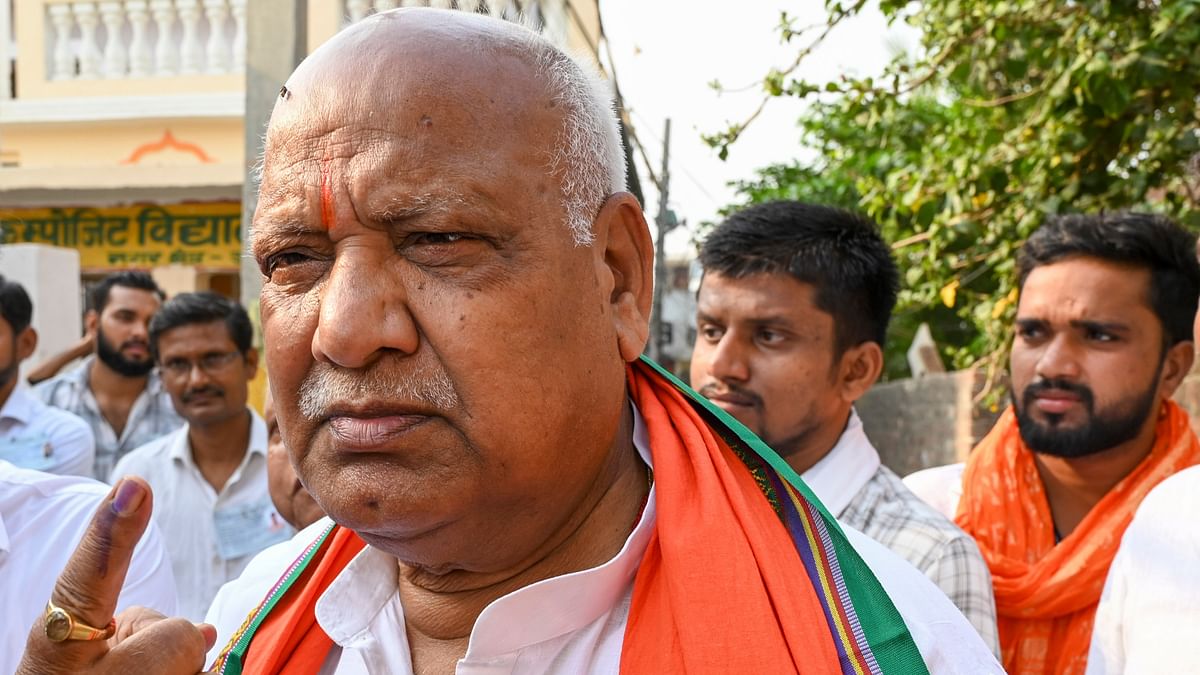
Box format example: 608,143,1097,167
804,414,998,653
902,463,967,520
113,410,292,621
208,406,1000,674
0,384,95,476
0,460,177,674
1087,465,1200,674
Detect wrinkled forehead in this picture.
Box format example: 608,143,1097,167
260,13,558,174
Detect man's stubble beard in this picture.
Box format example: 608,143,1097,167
95,327,154,378
1013,356,1164,460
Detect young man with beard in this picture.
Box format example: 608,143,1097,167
0,275,94,476
905,212,1200,675
36,271,183,480
112,293,291,621
690,201,998,651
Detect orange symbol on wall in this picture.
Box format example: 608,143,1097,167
120,130,216,165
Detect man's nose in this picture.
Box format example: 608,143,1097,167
707,333,750,383
1035,334,1082,382
311,249,420,369
185,361,214,388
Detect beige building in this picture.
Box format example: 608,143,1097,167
0,0,603,301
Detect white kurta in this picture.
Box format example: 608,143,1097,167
207,407,1002,674
1088,465,1200,674
113,410,292,621
0,460,177,673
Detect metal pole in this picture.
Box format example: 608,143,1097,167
240,0,307,315
650,118,672,362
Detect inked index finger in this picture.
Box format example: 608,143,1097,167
18,477,155,672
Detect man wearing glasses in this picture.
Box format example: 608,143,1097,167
112,292,290,622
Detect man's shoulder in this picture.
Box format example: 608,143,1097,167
34,402,94,439
1136,464,1200,517
205,518,336,664
0,462,108,521
853,466,976,551
111,429,185,477
839,523,1002,672
33,360,90,402
901,463,965,520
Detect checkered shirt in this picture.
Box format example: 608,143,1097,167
840,464,1000,655
35,355,184,481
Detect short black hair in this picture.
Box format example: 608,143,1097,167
148,292,253,360
699,201,900,354
0,275,33,334
1017,212,1200,346
91,271,165,314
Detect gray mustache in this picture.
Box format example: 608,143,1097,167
296,362,460,420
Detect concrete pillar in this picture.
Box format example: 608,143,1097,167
0,244,83,381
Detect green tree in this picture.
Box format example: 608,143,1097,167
708,0,1200,389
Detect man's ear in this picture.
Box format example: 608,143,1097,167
243,347,260,380
592,193,654,362
836,341,884,404
16,327,38,361
1158,340,1194,399
84,310,98,334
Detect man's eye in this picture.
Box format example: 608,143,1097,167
758,330,784,345
263,251,311,274
411,232,468,245
700,325,723,341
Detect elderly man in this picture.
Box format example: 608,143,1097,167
691,201,997,650
18,9,999,674
112,293,290,622
906,213,1200,674
36,271,184,480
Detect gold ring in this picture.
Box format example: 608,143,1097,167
43,600,117,642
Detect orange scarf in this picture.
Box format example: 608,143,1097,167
217,359,924,674
956,401,1200,674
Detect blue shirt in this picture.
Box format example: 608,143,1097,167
0,384,95,477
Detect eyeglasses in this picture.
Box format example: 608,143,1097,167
161,350,243,378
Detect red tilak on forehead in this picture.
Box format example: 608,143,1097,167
320,155,335,232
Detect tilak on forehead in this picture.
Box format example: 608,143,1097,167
279,82,337,233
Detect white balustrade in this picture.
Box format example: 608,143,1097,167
231,0,247,71
127,1,152,77
73,3,102,78
41,0,244,81
341,1,566,26
99,2,126,77
48,5,74,80
150,0,178,75
176,0,202,74
203,0,230,73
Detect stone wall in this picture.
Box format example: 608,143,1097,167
860,368,1200,477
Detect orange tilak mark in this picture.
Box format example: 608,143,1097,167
320,156,335,232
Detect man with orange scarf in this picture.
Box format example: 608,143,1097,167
906,212,1200,674
16,8,1000,675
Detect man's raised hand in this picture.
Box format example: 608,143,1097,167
17,477,217,674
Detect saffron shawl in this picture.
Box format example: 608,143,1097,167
213,358,925,674
956,402,1200,674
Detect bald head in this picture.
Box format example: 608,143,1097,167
260,7,624,244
